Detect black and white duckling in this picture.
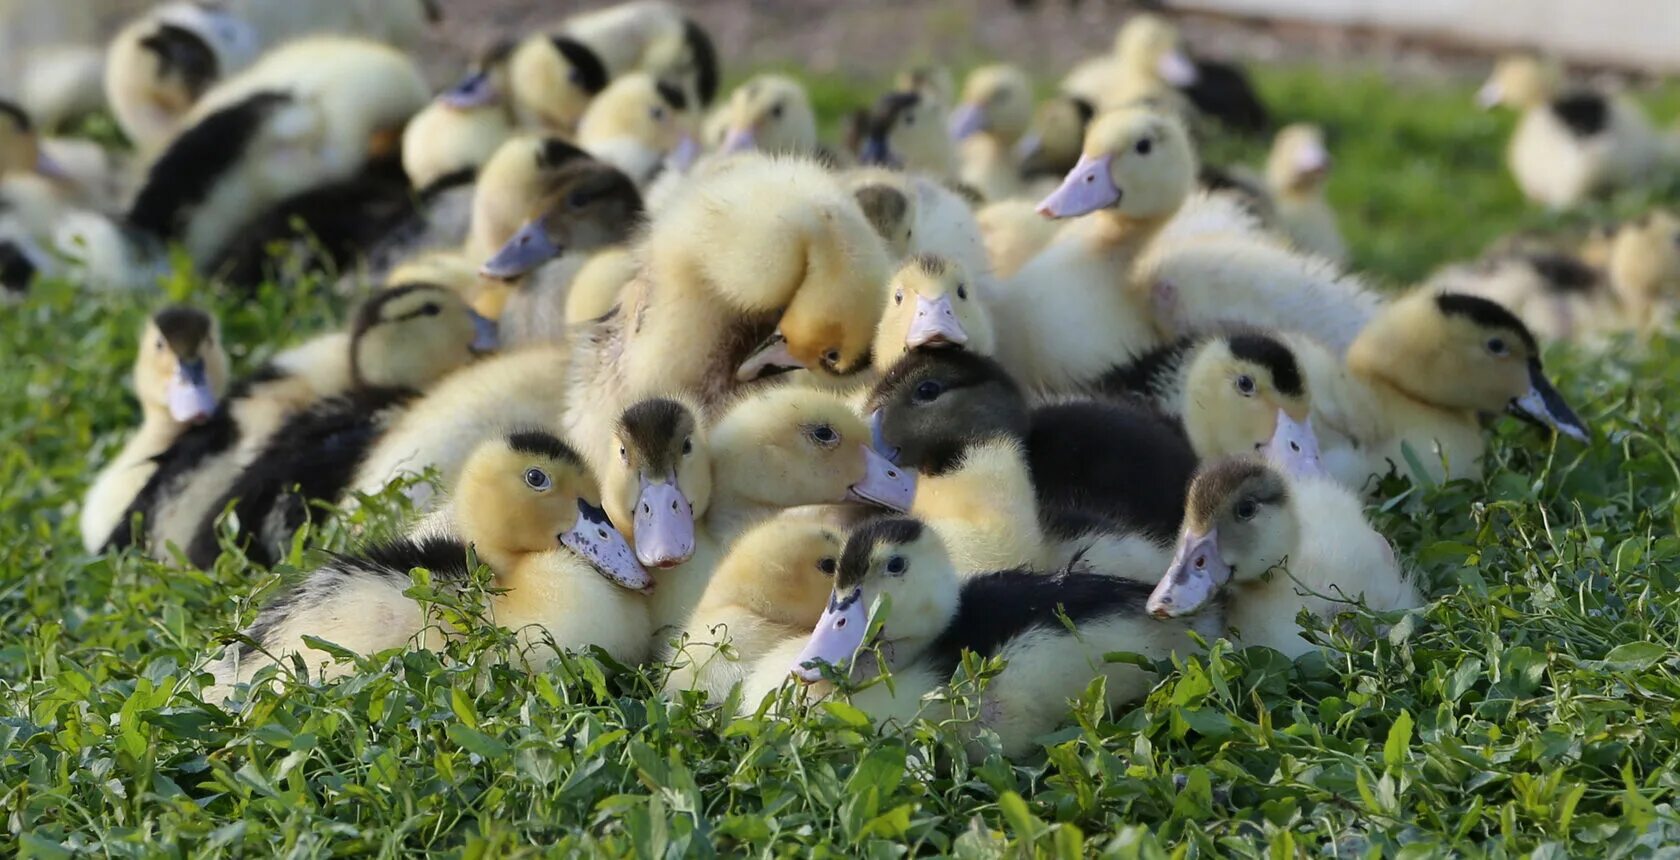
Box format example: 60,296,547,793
477,159,644,347
123,36,429,285
662,507,860,704
1065,14,1267,134
180,284,494,569
103,2,262,152
561,153,892,467
764,517,1218,760
601,392,913,631
576,73,700,193
871,254,996,374
81,307,229,553
715,74,820,158
1265,123,1344,263
206,430,650,700
846,168,992,278
867,349,1195,578
1146,415,1419,658
1478,54,1671,209
854,90,958,181
400,40,520,194
947,64,1034,201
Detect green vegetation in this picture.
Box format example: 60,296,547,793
5,67,1680,856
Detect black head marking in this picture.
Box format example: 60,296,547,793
680,18,720,106
1434,293,1539,354
910,252,948,278
870,91,923,134
349,283,437,340
551,36,607,96
151,305,213,358
507,429,583,467
1526,252,1599,294
0,100,31,132
617,398,695,474
537,137,589,170
1069,96,1096,125
127,91,292,239
1550,91,1609,137
654,79,688,113
1225,332,1303,398
139,22,220,98
837,517,925,589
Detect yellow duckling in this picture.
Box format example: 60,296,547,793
947,64,1035,201
715,74,819,158
871,254,996,373
401,40,519,193
576,73,700,190
854,89,957,181
1265,123,1345,263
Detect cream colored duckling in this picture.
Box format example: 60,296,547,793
761,517,1218,759
576,73,700,190
662,508,854,704
855,90,957,181
561,154,892,467
947,65,1034,201
715,74,819,157
1608,209,1680,335
1479,54,1669,209
103,2,262,152
871,254,996,374
1147,417,1419,659
1265,123,1345,262
401,40,519,193
460,136,594,263
206,430,651,700
81,307,229,553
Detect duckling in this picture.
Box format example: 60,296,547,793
974,199,1061,280
868,349,1194,579
1427,243,1615,344
1082,14,1267,133
662,507,857,704
766,517,1219,759
1608,209,1680,335
81,307,230,553
1265,123,1344,262
846,168,991,277
565,247,640,325
124,37,429,282
0,100,125,207
716,74,819,157
1146,416,1420,659
896,66,956,110
947,65,1034,201
561,154,891,467
181,284,493,569
461,136,594,263
1015,94,1093,188
996,105,1195,393
1479,54,1669,209
871,254,996,374
401,40,519,193
478,160,645,347
103,2,261,152
576,73,699,191
207,430,650,699
854,90,957,181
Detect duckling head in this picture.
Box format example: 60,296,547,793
577,74,701,173
1115,14,1196,86
350,283,496,391
1017,95,1095,179
602,397,710,569
136,305,228,425
480,160,644,279
1477,54,1559,110
895,66,956,109
865,349,1029,474
1266,123,1332,196
0,101,65,180
507,34,608,133
455,430,651,591
718,75,817,155
1181,332,1312,460
791,516,959,683
872,254,995,369
1037,105,1196,220
948,64,1033,144
855,90,945,171
1348,291,1588,441
135,10,245,115
435,39,516,111
1609,209,1680,314
1147,455,1295,618
710,387,917,513
470,135,592,253
709,510,853,626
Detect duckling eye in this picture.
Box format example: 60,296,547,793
650,106,666,121
1234,374,1257,396
903,112,915,127
419,303,441,317
885,555,907,575
956,284,968,300
618,445,629,464
681,436,693,455
913,379,944,402
1485,336,1508,356
769,103,784,120
893,288,903,306
808,424,840,447
524,468,552,491
567,191,589,210
1235,499,1258,521
822,348,842,367
1135,138,1153,156
817,557,837,575
155,337,166,351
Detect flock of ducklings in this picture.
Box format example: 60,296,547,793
7,2,1679,760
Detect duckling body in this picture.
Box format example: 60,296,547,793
974,199,1060,279
1265,124,1344,262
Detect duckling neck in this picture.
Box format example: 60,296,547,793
1090,208,1173,255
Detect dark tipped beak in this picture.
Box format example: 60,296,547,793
1508,359,1588,442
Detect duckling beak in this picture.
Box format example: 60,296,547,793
1294,142,1332,179
867,409,900,464
1509,359,1589,442
1157,50,1199,87
846,445,917,511
480,220,560,280
1036,153,1120,218
735,331,803,382
437,70,500,110
33,150,70,181
719,127,756,154
905,294,969,350
633,475,695,568
559,499,654,592
791,587,868,683
468,310,500,353
1147,528,1230,618
948,103,985,141
667,133,701,172
1265,408,1325,478
166,359,217,424
1013,131,1044,161
1475,81,1504,110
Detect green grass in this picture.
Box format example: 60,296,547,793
6,67,1680,856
